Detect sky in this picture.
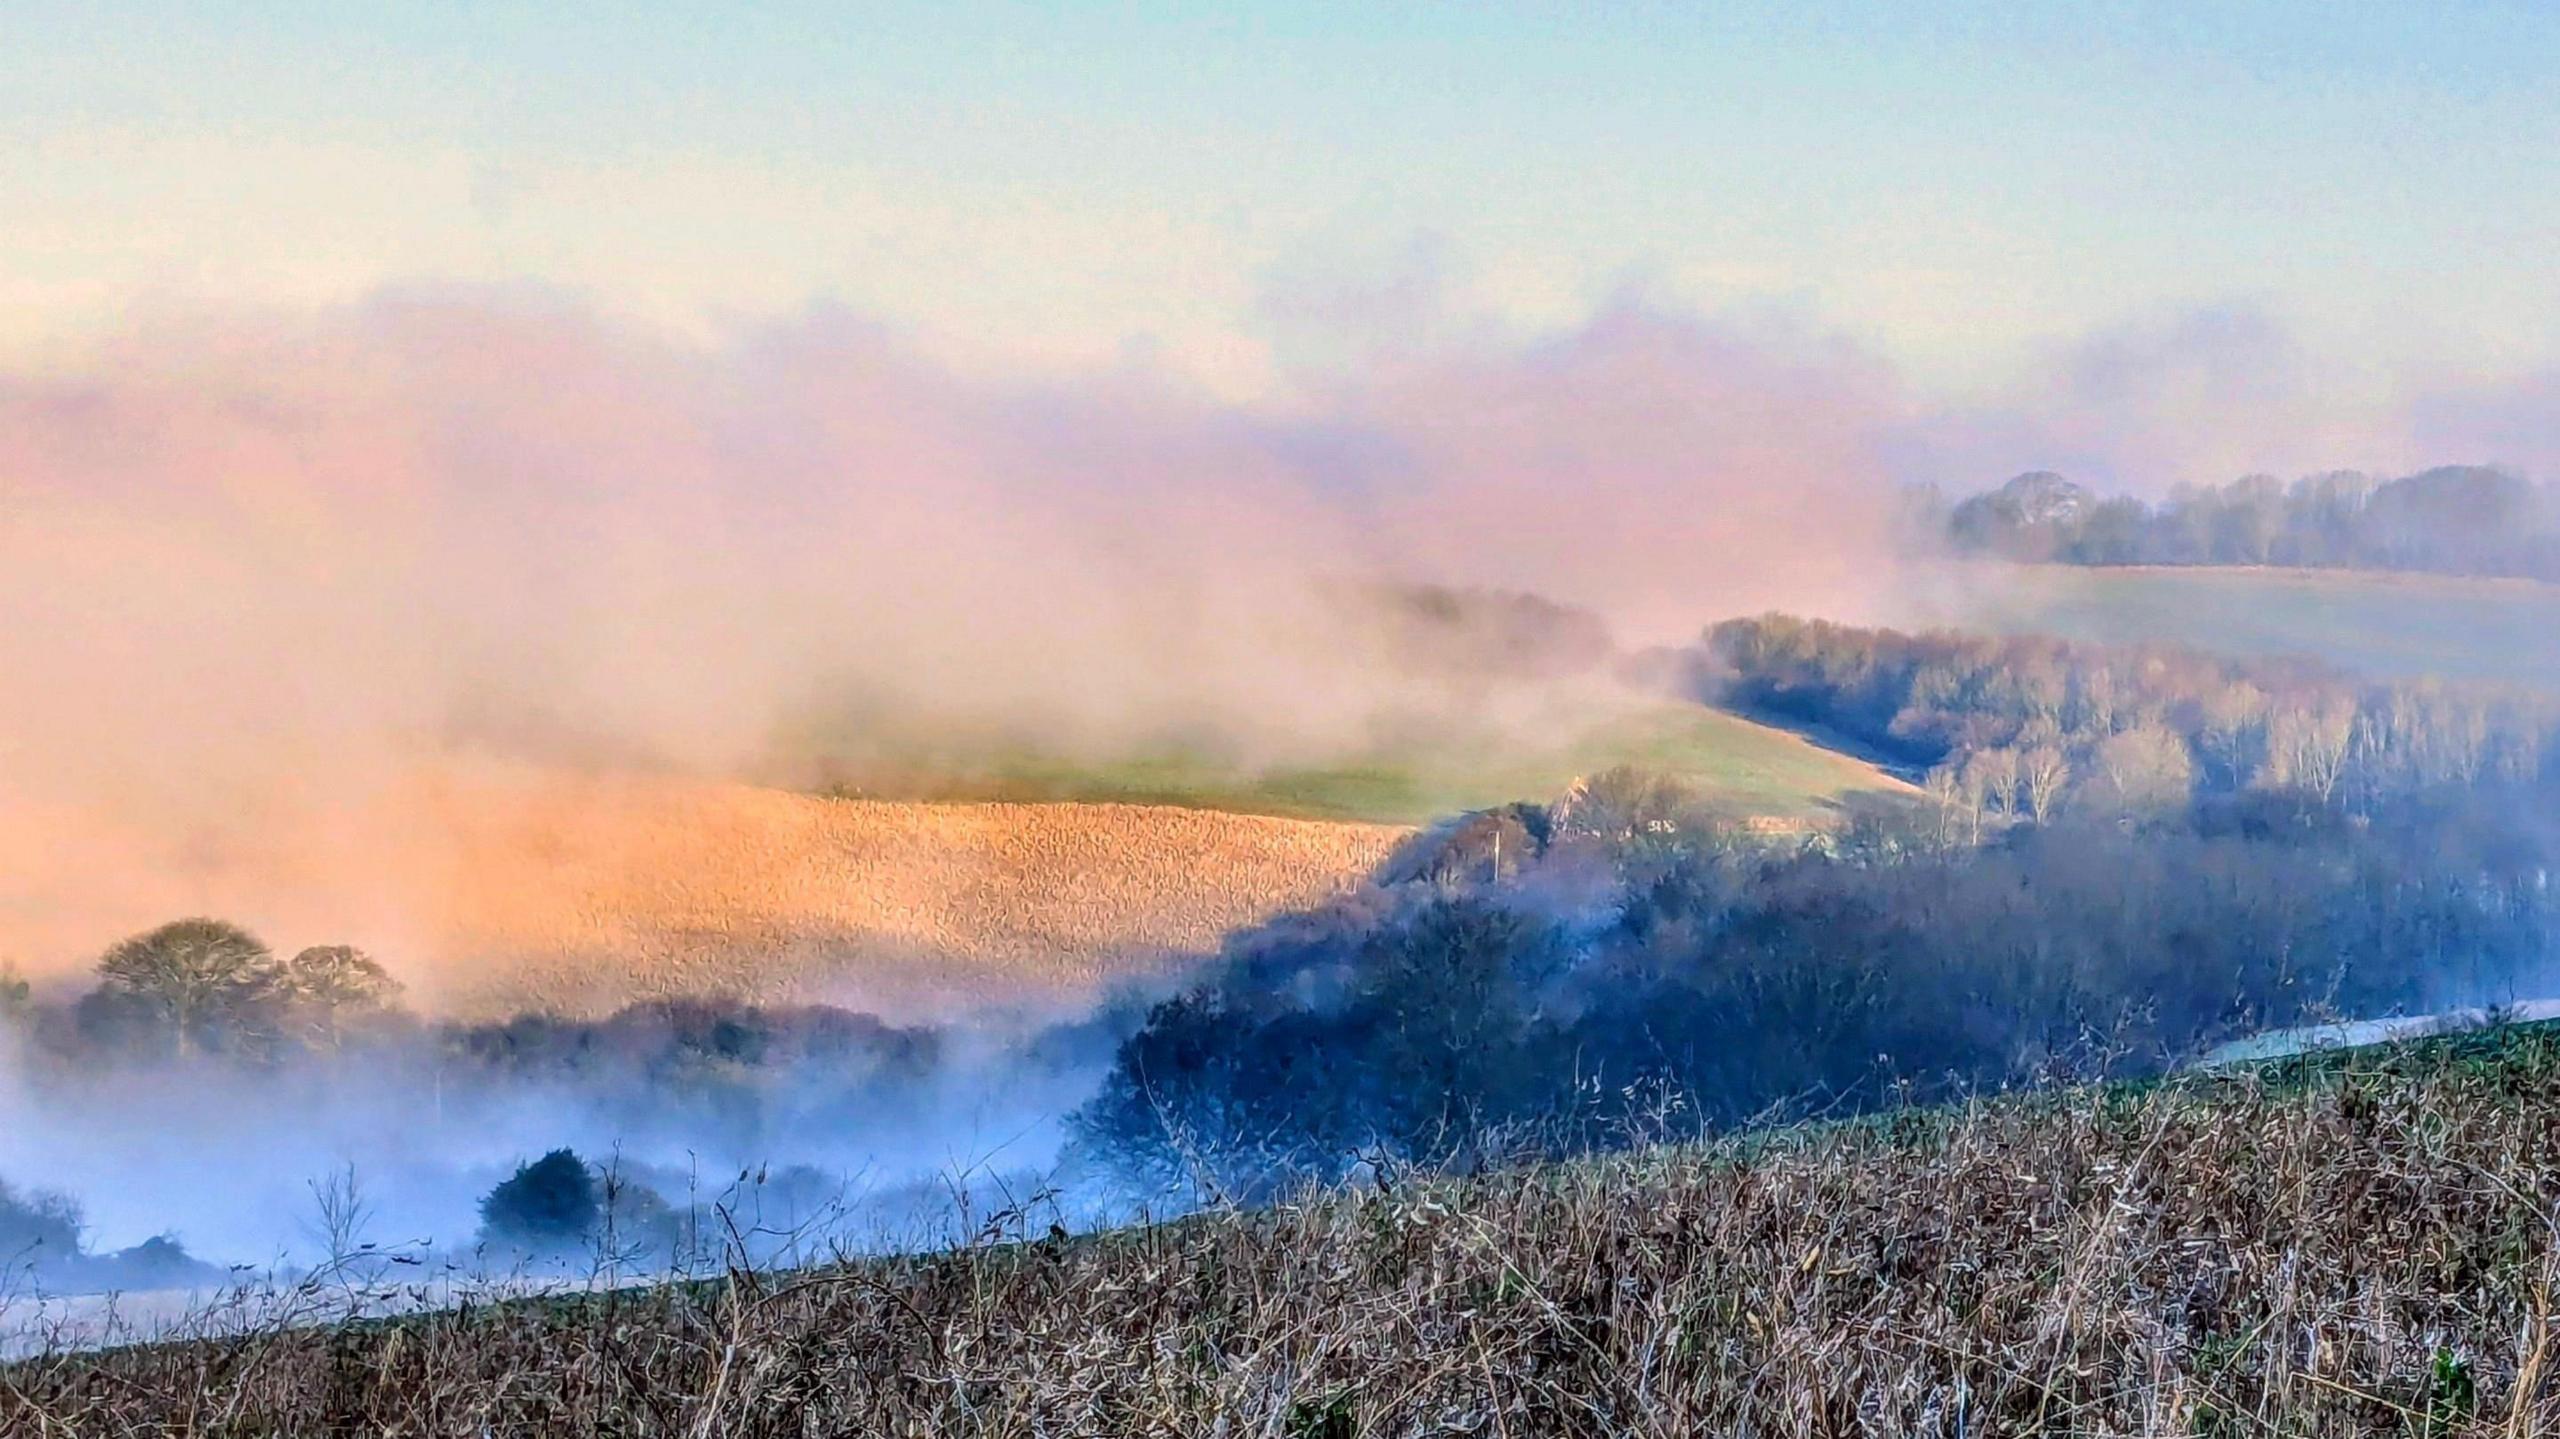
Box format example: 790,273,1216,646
7,1,2557,409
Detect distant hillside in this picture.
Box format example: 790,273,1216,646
0,762,1402,1021
2,698,1909,1021
437,705,1906,1017
1934,562,2560,691
810,701,1912,826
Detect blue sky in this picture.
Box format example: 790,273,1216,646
6,2,2555,397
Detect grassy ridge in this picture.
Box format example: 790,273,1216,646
1948,563,2560,691
20,1025,2560,1435
820,702,1911,825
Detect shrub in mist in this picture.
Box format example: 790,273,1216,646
479,1150,601,1254
473,1152,724,1269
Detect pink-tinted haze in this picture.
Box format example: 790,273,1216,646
0,290,1905,998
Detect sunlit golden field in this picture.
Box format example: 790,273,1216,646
0,700,1903,1020
0,760,1407,1020
429,779,1410,1018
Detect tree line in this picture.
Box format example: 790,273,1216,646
1927,466,2560,579
0,922,952,1086
1699,613,2557,837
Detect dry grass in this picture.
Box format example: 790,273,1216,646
14,1030,2560,1436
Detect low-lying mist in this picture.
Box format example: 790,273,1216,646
0,984,1127,1296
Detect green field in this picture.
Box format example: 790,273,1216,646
815,701,1910,825
1933,562,2560,691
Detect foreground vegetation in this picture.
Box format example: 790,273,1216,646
10,606,2556,1432
12,1026,2560,1435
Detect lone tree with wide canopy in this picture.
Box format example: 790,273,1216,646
91,917,282,1059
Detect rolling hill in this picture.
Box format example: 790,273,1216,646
425,701,1907,1017
1931,562,2560,690
811,699,1913,825
3,702,1908,1020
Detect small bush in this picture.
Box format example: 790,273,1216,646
478,1150,599,1253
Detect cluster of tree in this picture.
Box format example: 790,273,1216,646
469,1146,946,1275
1700,614,2557,838
4,962,1036,1287
1930,466,2560,579
447,998,945,1093
1359,581,1617,680
9,919,409,1063
1,925,957,1100
1075,761,2560,1200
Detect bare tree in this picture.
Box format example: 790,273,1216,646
2069,665,2122,737
1922,765,1967,850
302,1163,377,1274
2089,723,2195,818
1551,767,1695,846
2196,680,2268,789
278,945,403,1048
1956,748,2019,844
2418,688,2490,787
2015,744,2072,824
2013,653,2067,724
2264,696,2355,801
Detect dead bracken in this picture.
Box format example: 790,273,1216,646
11,1027,2560,1436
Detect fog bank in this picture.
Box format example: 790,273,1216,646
0,291,1909,995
